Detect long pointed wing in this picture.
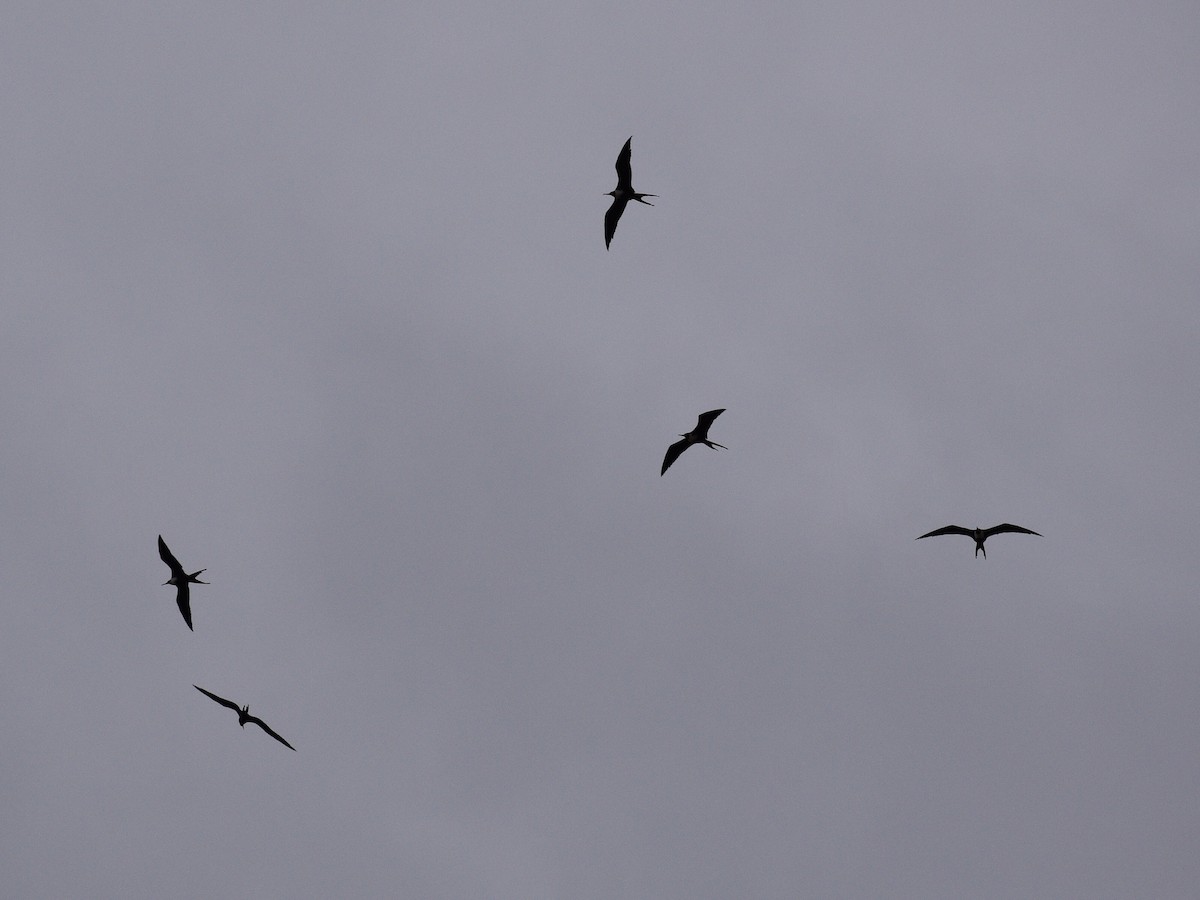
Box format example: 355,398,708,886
158,535,184,576
604,197,627,249
694,408,725,438
916,525,973,540
985,523,1041,538
247,716,296,751
176,583,193,630
194,684,240,711
614,137,633,189
661,437,690,476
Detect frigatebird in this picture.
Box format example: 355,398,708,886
604,137,656,249
662,409,727,476
158,535,207,631
915,523,1041,558
194,685,296,751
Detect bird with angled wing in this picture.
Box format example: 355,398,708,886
158,535,207,630
662,409,727,476
604,136,656,249
194,685,296,751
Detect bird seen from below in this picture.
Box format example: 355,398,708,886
915,523,1041,558
158,535,207,631
194,685,296,751
662,409,727,476
605,136,656,249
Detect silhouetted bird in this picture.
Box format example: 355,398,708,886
604,137,656,249
158,535,207,631
915,523,1041,558
193,685,296,751
662,409,727,476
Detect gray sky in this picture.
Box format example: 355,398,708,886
3,3,1199,897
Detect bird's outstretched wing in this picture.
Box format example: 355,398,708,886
247,716,296,751
985,523,1041,538
614,137,633,188
158,535,183,575
661,437,690,476
916,525,973,540
694,408,725,436
176,583,193,630
605,197,627,249
194,685,240,711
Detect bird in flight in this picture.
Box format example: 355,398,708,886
662,409,727,476
158,535,207,631
915,523,1041,558
194,685,296,751
604,136,656,249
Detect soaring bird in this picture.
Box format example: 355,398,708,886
193,685,296,751
158,535,207,631
915,523,1041,558
661,409,727,476
604,136,656,249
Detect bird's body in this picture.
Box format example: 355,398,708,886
158,535,207,630
915,523,1041,558
604,137,656,249
194,685,296,751
661,409,727,475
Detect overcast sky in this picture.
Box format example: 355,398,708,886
3,3,1199,898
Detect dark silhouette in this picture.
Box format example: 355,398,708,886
605,137,656,249
193,685,296,751
916,523,1041,558
662,409,727,476
158,535,207,630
